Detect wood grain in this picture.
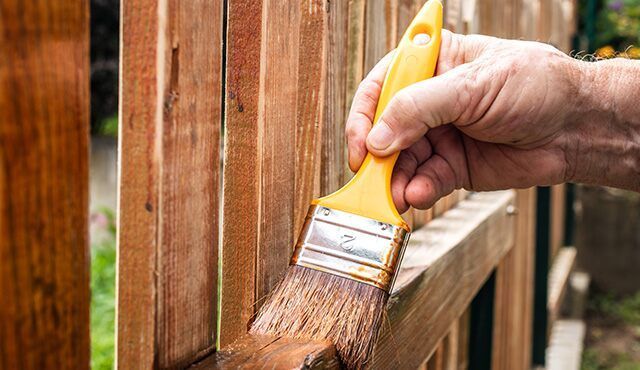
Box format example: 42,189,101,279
254,0,301,304
372,191,516,368
0,1,90,368
294,0,327,237
364,0,398,74
190,335,340,370
117,1,223,368
345,0,367,127
321,0,349,195
219,0,263,347
491,188,537,370
221,0,328,345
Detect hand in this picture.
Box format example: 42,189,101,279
346,30,585,213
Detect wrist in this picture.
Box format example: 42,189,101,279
566,58,640,190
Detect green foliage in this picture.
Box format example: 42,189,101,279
583,348,640,370
597,0,640,50
591,292,640,326
95,115,118,137
91,207,116,370
582,292,640,370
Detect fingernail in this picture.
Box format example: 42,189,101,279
368,122,394,150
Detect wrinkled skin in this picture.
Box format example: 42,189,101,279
346,30,640,212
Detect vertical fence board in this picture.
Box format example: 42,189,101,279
364,0,398,74
321,0,349,194
220,0,263,347
491,188,536,370
0,1,90,369
550,184,566,258
118,1,223,368
254,0,301,304
294,0,327,236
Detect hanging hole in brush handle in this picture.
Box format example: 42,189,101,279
314,0,443,229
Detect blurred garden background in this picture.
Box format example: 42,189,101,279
88,0,640,369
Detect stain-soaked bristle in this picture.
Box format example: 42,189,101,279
250,266,388,369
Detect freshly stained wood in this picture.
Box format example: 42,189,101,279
190,335,340,370
322,0,349,195
118,1,223,367
255,0,301,304
220,0,263,347
294,0,327,236
0,1,90,368
345,0,366,119
372,191,516,369
492,188,537,370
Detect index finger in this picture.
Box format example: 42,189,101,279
345,51,394,172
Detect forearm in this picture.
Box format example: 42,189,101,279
566,58,640,190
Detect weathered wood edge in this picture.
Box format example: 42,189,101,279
189,335,340,370
547,246,577,332
195,191,515,369
372,190,516,369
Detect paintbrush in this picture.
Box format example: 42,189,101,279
250,1,442,368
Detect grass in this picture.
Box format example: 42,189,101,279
582,292,640,370
90,207,117,370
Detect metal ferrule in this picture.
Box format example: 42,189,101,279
290,205,410,292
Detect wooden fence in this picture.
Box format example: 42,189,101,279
0,0,577,369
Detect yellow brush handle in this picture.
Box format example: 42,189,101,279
314,0,442,230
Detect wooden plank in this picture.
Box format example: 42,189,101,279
444,322,460,370
0,1,90,368
219,0,263,347
117,1,223,367
492,188,537,370
294,0,327,236
345,0,367,164
363,0,397,75
221,0,327,345
190,335,340,370
547,247,577,330
550,184,566,259
427,342,445,370
458,308,471,370
445,0,464,32
254,0,301,305
372,191,516,368
321,0,349,194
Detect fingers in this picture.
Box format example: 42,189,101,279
346,52,395,172
437,30,494,74
366,62,481,157
404,154,458,209
391,137,433,213
394,126,469,210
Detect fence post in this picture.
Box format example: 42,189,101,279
117,1,223,368
0,1,91,368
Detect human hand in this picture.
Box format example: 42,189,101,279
346,30,585,213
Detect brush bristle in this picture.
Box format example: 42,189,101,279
250,265,388,369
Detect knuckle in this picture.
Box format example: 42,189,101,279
392,89,420,121
357,79,382,106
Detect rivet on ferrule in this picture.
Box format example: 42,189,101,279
290,205,411,292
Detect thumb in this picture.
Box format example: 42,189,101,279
365,62,482,157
